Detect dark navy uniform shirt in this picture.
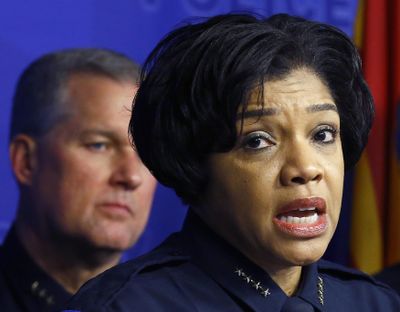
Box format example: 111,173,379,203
0,225,71,311
375,264,400,295
64,211,400,311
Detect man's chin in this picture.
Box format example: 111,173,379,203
94,234,139,252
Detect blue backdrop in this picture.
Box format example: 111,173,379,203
0,0,358,263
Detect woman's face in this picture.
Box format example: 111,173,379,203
196,68,344,272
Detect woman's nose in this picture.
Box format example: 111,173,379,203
279,142,323,186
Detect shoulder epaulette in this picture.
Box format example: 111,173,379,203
318,259,391,289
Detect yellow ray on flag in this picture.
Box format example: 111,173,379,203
351,153,382,272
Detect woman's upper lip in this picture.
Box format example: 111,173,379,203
277,197,326,215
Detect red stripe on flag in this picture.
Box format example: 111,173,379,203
363,0,388,221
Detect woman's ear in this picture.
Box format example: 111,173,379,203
9,134,38,185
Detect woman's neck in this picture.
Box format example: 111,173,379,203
268,265,303,296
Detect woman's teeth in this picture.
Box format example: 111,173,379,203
298,207,316,212
278,212,318,224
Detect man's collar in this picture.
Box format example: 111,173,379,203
1,224,71,310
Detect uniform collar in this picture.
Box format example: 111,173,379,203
0,224,71,311
181,210,324,311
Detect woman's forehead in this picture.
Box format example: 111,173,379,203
240,69,335,113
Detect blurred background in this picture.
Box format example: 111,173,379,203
0,0,398,274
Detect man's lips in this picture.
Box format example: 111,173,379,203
273,197,328,238
98,202,133,215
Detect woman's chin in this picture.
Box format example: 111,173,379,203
268,239,329,268
286,244,328,267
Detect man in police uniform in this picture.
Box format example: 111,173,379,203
0,48,157,311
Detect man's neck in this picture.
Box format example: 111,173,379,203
15,219,122,294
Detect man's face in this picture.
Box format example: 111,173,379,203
29,73,156,251
197,68,344,272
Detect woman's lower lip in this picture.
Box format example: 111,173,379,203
273,214,328,238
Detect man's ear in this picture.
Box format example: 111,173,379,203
9,134,38,185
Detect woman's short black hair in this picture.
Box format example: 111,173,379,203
131,13,374,205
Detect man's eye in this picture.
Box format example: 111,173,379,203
313,127,337,144
87,142,108,151
242,132,274,150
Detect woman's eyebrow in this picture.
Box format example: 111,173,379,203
306,103,338,113
237,108,278,120
236,103,337,120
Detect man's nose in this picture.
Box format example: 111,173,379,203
279,141,323,186
110,149,144,190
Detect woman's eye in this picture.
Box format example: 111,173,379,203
242,132,274,150
313,127,337,144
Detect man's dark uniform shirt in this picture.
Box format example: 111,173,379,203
0,225,70,311
65,211,400,311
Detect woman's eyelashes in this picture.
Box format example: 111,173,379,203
312,125,338,145
239,124,339,151
241,131,275,151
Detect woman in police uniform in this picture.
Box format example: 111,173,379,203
65,13,400,311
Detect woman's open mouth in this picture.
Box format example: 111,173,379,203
273,197,328,238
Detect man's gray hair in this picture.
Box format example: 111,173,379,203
10,48,140,141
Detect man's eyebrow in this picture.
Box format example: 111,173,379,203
79,129,116,139
81,129,108,135
236,108,278,120
306,103,338,113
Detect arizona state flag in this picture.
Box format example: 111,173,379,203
385,0,400,266
350,0,400,273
